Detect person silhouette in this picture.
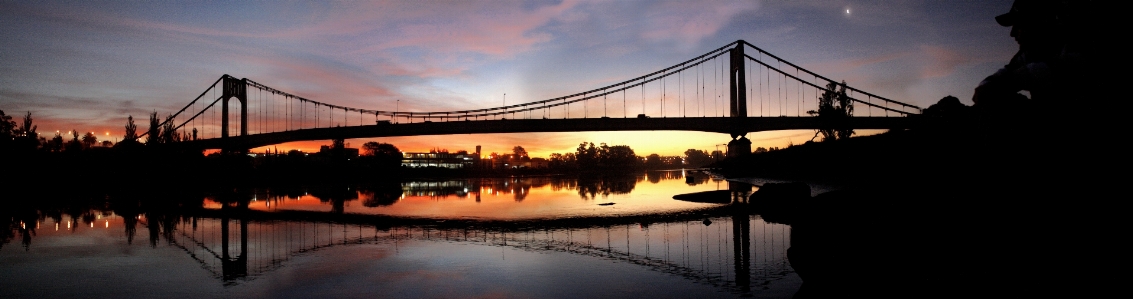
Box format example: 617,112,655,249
972,0,1080,108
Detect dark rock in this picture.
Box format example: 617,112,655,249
747,182,811,224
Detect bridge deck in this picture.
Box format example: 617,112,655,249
186,116,916,149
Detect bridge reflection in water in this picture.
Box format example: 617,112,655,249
162,210,791,294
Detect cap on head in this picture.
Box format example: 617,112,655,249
996,0,1058,27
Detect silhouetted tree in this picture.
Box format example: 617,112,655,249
512,146,529,161
81,132,97,148
807,81,854,141
145,112,160,145
65,130,81,152
159,115,178,144
711,150,724,161
361,182,403,207
599,144,637,168
645,153,663,169
0,110,14,149
684,149,713,167
361,141,401,168
835,82,854,140
548,153,576,169
123,115,138,142
576,142,598,167
13,111,39,151
46,133,63,152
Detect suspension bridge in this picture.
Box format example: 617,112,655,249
143,40,921,153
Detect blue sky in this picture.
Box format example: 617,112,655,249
0,0,1016,156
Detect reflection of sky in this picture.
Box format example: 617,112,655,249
0,1,1015,156
236,171,739,219
3,210,798,297
0,216,227,297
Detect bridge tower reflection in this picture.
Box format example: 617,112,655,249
158,210,791,294
733,210,752,292
218,215,248,280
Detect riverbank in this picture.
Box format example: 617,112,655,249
716,113,1121,297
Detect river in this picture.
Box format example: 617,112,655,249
0,170,800,298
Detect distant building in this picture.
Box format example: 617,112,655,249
402,152,479,169
519,158,549,169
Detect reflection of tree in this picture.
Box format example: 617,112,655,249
307,185,359,214
685,172,710,185
481,178,546,202
577,174,637,200
360,182,403,207
646,170,684,184
549,176,578,191
109,196,142,245
0,205,39,251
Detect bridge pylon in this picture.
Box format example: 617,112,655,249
728,41,751,157
221,75,248,153
729,41,747,119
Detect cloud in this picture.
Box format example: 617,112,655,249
638,0,759,49
918,45,982,79
340,1,578,76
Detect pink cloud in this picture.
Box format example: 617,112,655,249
918,45,974,79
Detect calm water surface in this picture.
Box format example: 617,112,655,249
1,170,800,298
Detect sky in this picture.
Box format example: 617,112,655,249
0,0,1017,157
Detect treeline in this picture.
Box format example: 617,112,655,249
0,110,196,154
543,142,722,172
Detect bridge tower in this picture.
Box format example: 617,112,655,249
221,75,248,152
728,42,751,157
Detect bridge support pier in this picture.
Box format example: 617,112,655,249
728,133,751,158
221,75,248,153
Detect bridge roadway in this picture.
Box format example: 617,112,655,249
188,116,917,149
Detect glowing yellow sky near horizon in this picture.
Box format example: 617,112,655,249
247,129,885,157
